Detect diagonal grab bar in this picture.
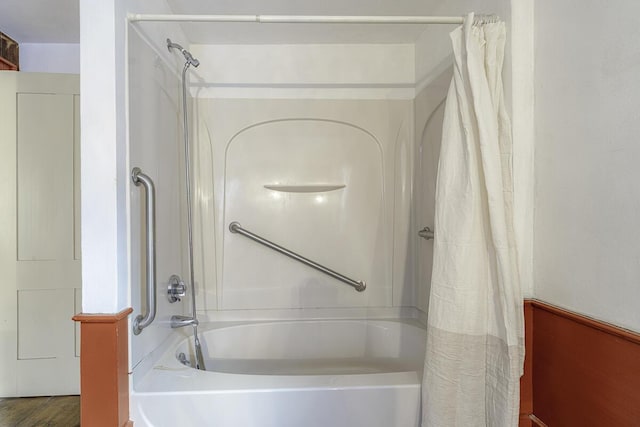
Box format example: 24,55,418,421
132,167,157,335
229,222,366,292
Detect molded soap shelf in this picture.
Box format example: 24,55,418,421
264,184,346,193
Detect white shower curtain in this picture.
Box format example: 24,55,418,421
422,14,524,427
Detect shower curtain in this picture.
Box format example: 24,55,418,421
422,13,524,427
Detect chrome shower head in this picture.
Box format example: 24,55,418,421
166,38,200,68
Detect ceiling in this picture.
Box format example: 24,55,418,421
0,0,456,45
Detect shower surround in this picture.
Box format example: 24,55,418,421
74,0,520,424
127,26,443,327
127,23,445,426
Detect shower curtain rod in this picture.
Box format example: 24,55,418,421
127,14,468,25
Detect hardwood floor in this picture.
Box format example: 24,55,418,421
0,396,80,427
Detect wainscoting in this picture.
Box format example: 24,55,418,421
521,300,640,426
70,302,638,426
519,301,535,426
73,308,132,427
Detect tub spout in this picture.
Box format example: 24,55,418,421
171,315,199,328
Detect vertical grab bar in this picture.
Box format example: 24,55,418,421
132,167,157,335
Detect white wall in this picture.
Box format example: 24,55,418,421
510,0,535,299
79,0,188,315
80,0,125,313
19,43,80,74
128,27,191,369
534,0,640,331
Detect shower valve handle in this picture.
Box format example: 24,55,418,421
167,274,187,303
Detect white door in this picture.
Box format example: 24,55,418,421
0,73,80,397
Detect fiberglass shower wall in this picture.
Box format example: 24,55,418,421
413,68,450,316
128,26,193,368
183,9,512,319
188,43,421,316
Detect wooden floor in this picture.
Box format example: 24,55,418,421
0,396,80,427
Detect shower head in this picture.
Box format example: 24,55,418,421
166,38,200,68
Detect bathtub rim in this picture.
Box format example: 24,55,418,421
131,317,426,395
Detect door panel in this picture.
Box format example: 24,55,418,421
17,93,74,261
18,289,75,360
16,261,81,290
16,357,80,396
0,75,80,397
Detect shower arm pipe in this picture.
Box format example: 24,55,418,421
131,167,157,335
128,14,466,25
229,222,366,292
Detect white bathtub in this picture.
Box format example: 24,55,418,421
131,319,426,427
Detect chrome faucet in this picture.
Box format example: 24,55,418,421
170,315,199,328
170,314,207,371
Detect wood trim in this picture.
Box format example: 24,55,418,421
530,299,640,344
531,300,640,426
73,308,133,427
72,307,133,323
519,414,532,427
71,301,640,426
519,300,534,426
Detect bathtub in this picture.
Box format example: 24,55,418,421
131,319,426,427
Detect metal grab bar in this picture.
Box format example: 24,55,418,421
229,222,366,292
132,167,157,335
